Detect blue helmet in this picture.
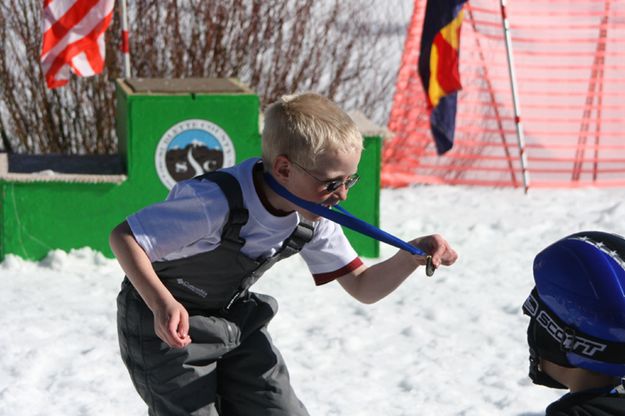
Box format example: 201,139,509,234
525,231,625,377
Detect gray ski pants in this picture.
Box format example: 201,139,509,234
117,280,309,416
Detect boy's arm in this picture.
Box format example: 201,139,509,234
336,234,457,304
110,221,192,348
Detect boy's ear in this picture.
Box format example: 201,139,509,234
273,155,292,183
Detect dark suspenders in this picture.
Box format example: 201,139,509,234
195,171,249,252
193,170,314,309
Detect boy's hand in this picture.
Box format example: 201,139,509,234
410,234,458,271
153,299,192,348
337,233,458,303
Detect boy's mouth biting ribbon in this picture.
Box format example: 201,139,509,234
264,172,435,276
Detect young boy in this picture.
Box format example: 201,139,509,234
110,92,458,415
522,231,625,415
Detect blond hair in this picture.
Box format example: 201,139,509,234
261,92,363,169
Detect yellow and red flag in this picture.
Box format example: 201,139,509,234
41,0,115,89
418,0,467,155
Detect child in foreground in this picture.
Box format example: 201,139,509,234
110,92,458,415
522,231,625,415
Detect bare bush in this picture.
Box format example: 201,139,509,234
0,0,404,155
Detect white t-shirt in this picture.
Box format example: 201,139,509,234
127,158,362,285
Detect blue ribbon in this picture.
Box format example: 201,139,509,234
263,172,430,259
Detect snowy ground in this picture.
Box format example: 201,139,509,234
2,184,624,416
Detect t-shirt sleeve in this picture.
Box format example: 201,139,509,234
299,219,363,286
127,180,224,261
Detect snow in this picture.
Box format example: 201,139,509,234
2,184,624,415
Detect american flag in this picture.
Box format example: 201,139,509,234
41,0,115,89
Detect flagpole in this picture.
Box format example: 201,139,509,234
120,0,131,79
500,0,529,193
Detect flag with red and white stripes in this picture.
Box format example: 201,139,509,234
41,0,115,89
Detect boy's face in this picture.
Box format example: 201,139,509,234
285,149,361,221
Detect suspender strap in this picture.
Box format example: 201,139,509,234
192,170,315,311
255,220,314,275
194,171,248,251
226,220,315,309
280,220,314,256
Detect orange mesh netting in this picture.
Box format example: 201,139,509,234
383,0,625,189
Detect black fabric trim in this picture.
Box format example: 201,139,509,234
546,387,625,415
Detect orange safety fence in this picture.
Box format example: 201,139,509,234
383,0,625,189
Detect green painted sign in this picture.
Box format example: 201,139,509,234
0,78,380,260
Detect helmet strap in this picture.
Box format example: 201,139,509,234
527,345,568,389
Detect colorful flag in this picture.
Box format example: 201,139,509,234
418,0,467,155
41,0,115,89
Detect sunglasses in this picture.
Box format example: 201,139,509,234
291,160,360,193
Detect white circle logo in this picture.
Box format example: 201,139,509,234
155,119,236,189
